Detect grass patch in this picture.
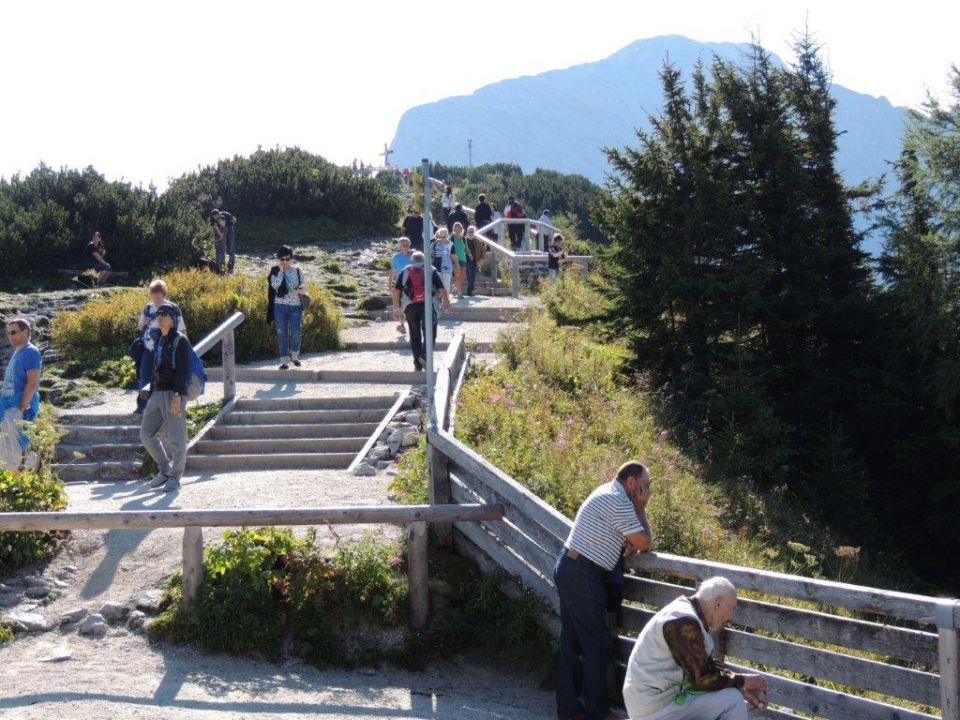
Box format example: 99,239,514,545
327,279,360,298
356,296,388,312
0,622,13,645
150,528,409,666
321,260,343,274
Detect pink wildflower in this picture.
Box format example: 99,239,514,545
555,438,569,450
389,555,403,567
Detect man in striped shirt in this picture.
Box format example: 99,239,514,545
555,460,654,720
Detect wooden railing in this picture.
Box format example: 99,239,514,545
184,311,244,451
473,219,593,297
425,422,960,720
0,503,503,630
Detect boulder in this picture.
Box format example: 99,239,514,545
401,431,421,447
126,610,147,631
5,611,51,633
98,601,127,624
60,608,90,626
78,614,108,638
352,462,377,477
134,589,164,615
368,444,392,462
24,586,50,600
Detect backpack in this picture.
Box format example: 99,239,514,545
155,333,207,401
408,265,426,304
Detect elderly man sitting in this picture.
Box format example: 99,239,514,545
623,577,768,720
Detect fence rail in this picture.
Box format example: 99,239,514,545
0,503,504,630
426,424,960,720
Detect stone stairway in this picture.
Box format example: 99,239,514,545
186,394,411,472
55,411,142,483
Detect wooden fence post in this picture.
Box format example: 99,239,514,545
428,440,452,546
938,601,960,720
511,260,520,298
181,526,204,611
408,521,429,630
221,328,236,404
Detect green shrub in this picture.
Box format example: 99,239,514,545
388,439,428,505
327,279,359,297
322,260,343,274
87,357,138,389
52,268,341,365
151,528,408,666
0,407,68,575
356,296,388,312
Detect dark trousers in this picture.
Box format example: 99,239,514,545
508,222,524,250
466,259,479,294
136,345,154,412
404,303,438,366
554,551,610,720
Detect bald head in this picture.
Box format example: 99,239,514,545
694,577,738,631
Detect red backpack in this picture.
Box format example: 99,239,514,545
407,265,426,304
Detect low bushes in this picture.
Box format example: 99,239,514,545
0,406,68,576
150,528,409,666
52,268,341,366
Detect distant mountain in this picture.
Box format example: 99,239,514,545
390,36,908,255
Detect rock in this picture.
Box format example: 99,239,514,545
0,584,8,593
402,411,421,425
134,589,164,615
25,576,51,589
378,429,392,443
401,431,421,447
126,610,146,631
377,461,391,470
385,468,399,477
60,608,89,626
52,579,70,589
5,611,51,633
97,601,127,624
62,565,78,574
77,614,108,638
0,594,20,608
41,644,73,662
25,586,50,599
352,463,377,477
368,444,392,462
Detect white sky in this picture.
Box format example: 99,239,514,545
1,0,956,190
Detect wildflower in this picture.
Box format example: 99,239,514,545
506,398,516,409
489,393,500,404
555,438,569,450
565,417,575,427
389,555,403,567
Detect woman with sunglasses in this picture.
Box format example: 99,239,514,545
267,246,307,369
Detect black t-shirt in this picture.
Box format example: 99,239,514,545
474,202,492,227
85,241,99,258
402,214,424,241
394,264,445,303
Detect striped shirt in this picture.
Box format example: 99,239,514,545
565,480,645,571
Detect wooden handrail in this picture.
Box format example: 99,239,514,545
0,503,504,532
192,311,245,358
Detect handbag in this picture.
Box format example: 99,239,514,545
299,292,312,311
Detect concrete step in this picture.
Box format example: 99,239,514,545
208,422,380,440
55,460,142,483
207,368,429,384
185,452,356,471
341,340,495,353
232,395,403,412
370,307,523,323
61,425,141,443
56,443,142,463
193,437,367,455
57,412,138,426
221,408,389,425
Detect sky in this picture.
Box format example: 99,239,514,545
1,0,956,190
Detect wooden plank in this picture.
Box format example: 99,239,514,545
221,327,236,403
724,661,938,720
452,527,561,638
181,526,204,611
408,521,429,630
450,476,556,579
347,390,409,473
0,504,504,531
453,516,559,614
940,626,960,720
429,429,573,542
452,469,564,561
724,628,941,707
628,552,960,627
621,576,938,665
447,352,470,433
428,441,453,547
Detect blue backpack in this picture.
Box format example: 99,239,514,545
154,333,207,400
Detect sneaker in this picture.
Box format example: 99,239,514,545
414,359,423,372
291,358,302,367
163,477,181,493
279,362,290,370
148,473,167,488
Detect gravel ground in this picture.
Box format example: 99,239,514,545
0,285,553,719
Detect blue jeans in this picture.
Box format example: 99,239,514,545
215,227,237,274
554,551,611,720
466,259,478,294
274,303,303,359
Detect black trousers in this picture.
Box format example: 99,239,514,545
404,303,438,365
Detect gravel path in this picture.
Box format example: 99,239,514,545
0,288,551,720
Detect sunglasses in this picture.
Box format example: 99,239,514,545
7,329,21,336
279,257,292,262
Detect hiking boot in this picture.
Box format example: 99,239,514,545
163,477,181,493
148,473,167,488
291,358,302,367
